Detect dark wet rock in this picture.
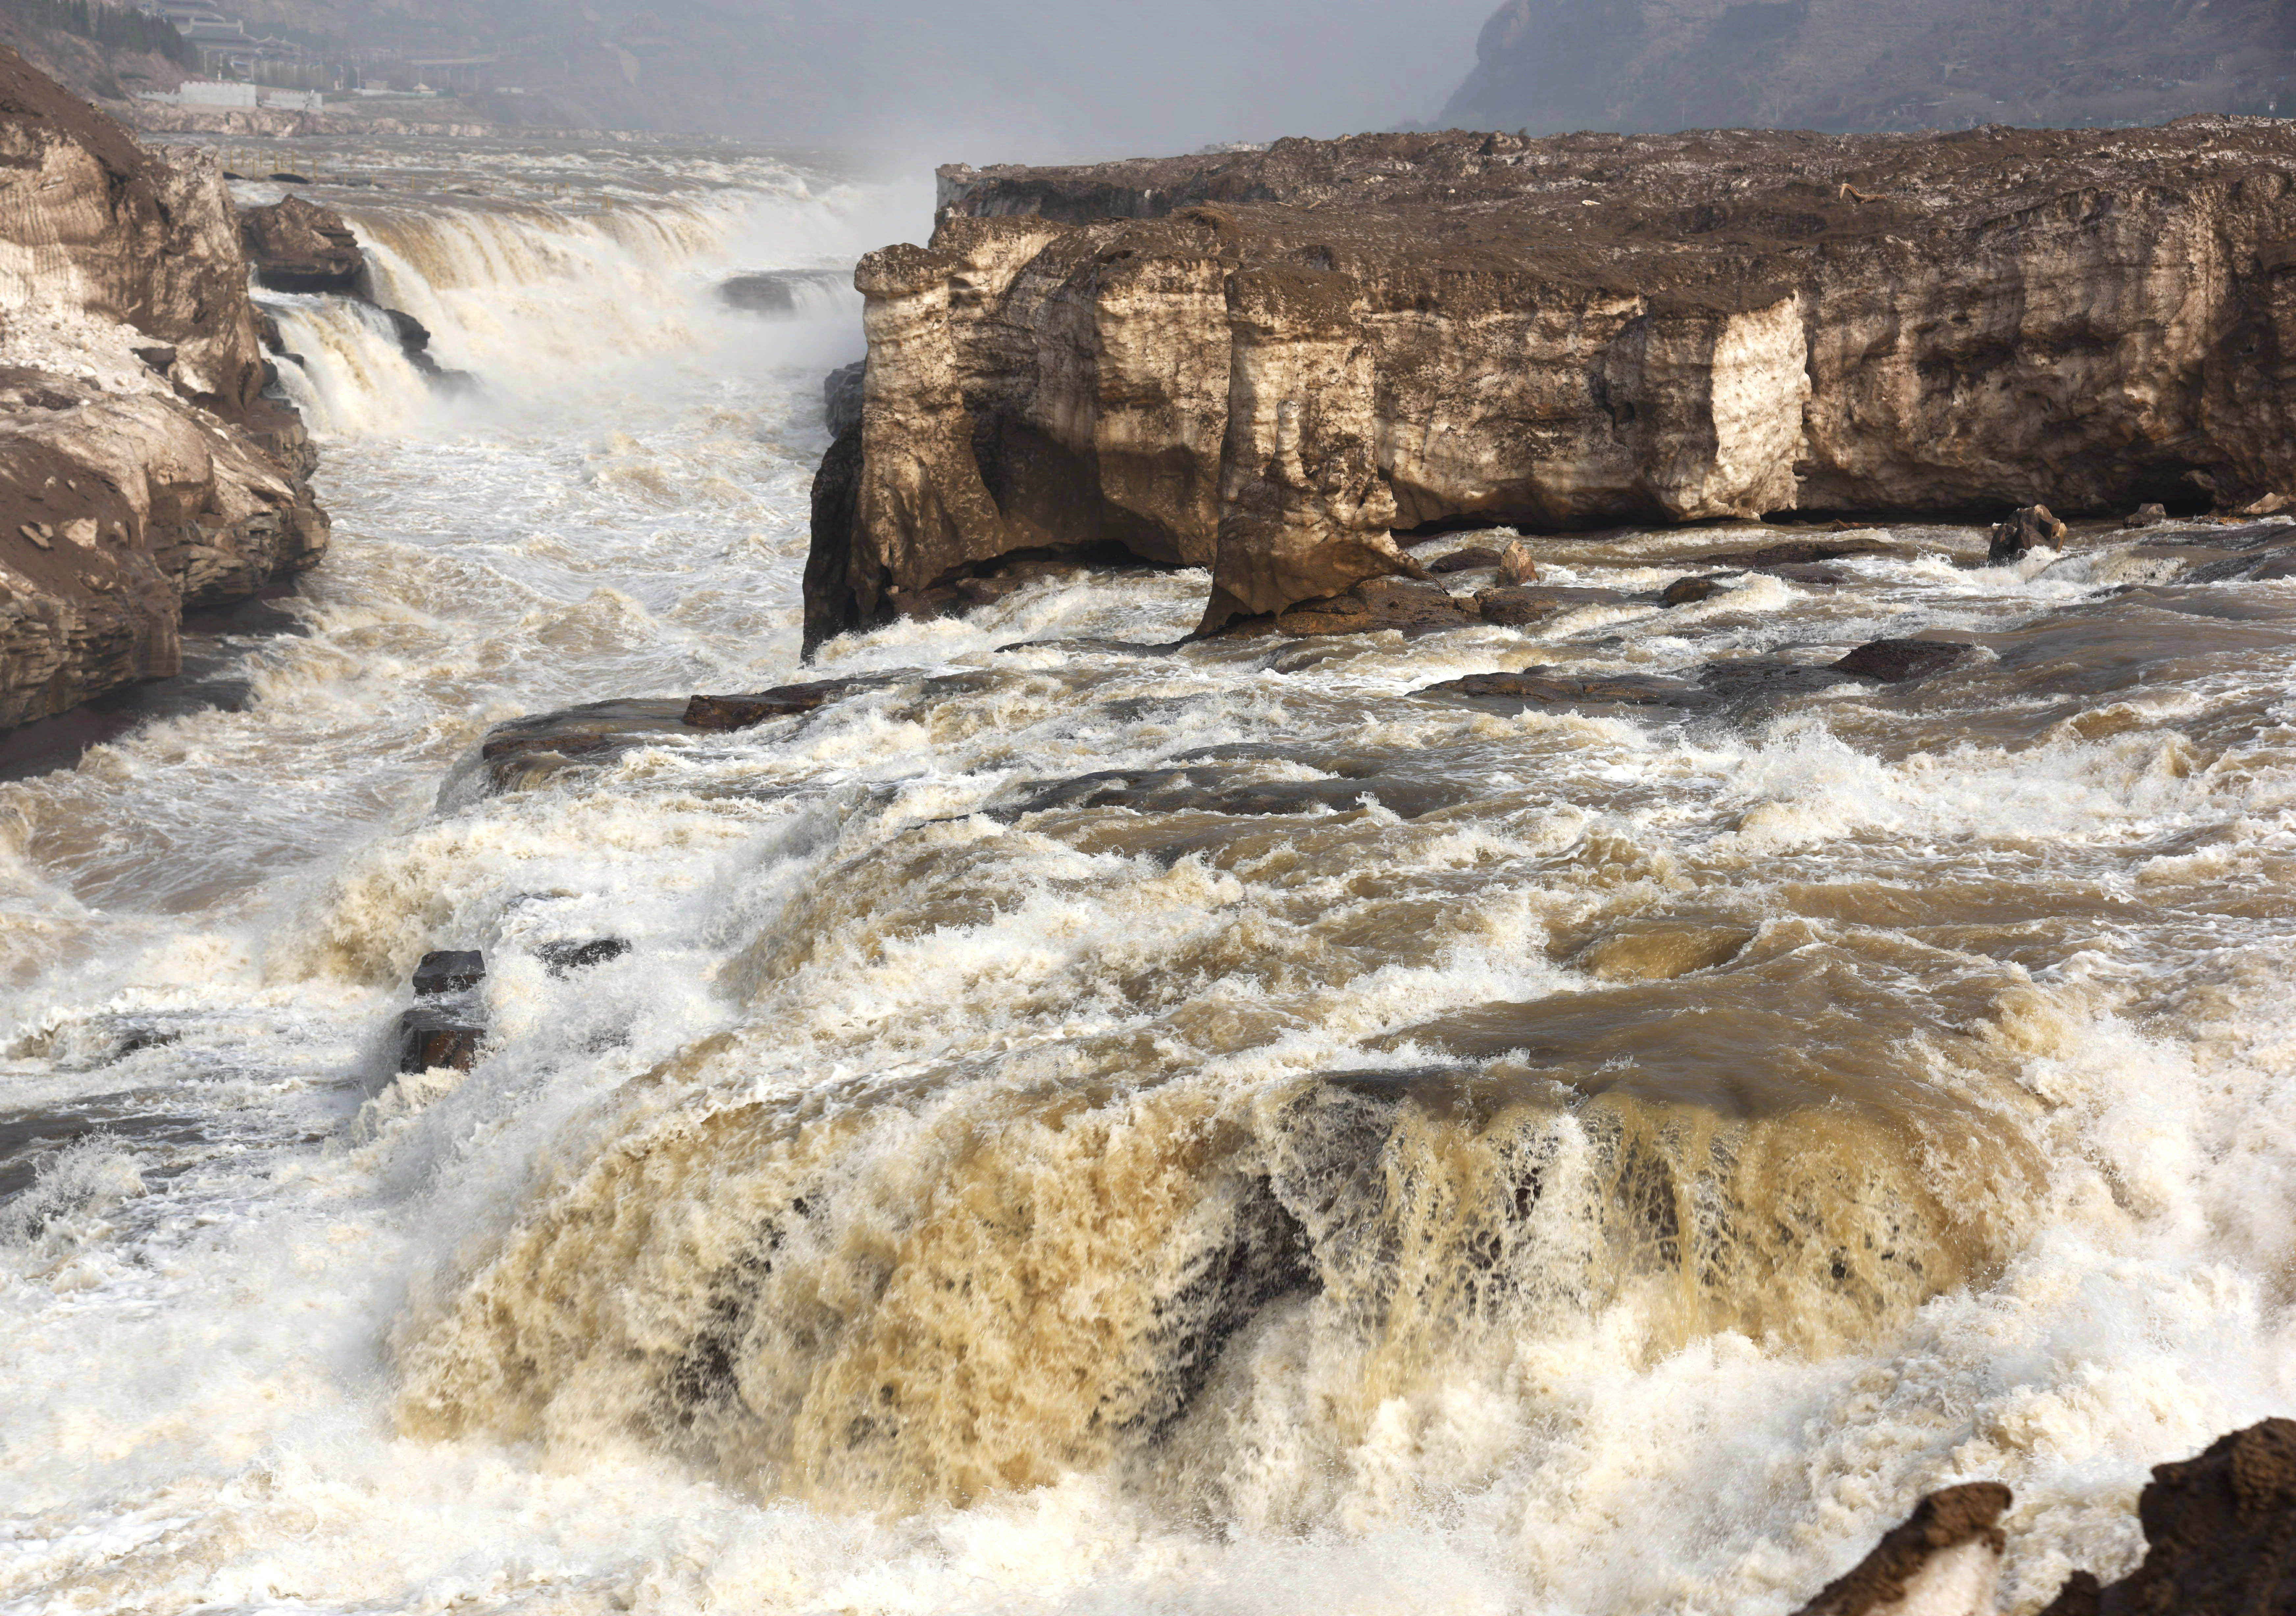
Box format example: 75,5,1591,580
1475,584,1641,626
993,636,1177,657
412,950,484,997
682,677,887,732
1789,1482,2011,1616
995,762,1475,822
1696,659,1862,712
385,309,431,353
1661,574,1732,607
2181,532,2296,584
131,344,175,376
1421,668,1712,709
238,194,366,296
266,171,314,185
1762,562,1850,587
2124,503,2170,529
536,938,629,975
1426,546,1503,574
1989,504,2068,563
397,1005,483,1074
474,697,690,794
1230,575,1481,638
1831,639,1977,683
824,359,864,438
1701,538,1891,569
2039,1420,2296,1616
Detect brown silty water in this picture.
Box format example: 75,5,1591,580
385,510,2296,1521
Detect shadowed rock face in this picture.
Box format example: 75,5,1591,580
807,121,2296,647
1791,1482,2010,1616
0,46,328,730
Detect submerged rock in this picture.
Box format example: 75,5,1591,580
535,938,629,975
809,122,2296,648
397,951,485,1074
1661,574,1732,607
2123,502,2170,529
1789,1482,2011,1616
683,678,880,732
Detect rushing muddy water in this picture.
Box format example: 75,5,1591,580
4,137,2296,1616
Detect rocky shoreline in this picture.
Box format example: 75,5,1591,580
0,46,328,734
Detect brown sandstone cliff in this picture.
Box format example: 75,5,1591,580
807,121,2296,646
0,45,327,730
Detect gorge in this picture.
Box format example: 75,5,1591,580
1,39,2295,1616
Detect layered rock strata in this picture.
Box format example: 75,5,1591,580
0,46,327,730
808,121,2296,646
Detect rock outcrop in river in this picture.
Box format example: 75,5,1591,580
0,46,327,730
807,121,2296,646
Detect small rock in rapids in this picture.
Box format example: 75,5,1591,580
536,938,630,975
1661,574,1730,607
1426,545,1504,574
1830,639,1976,683
411,950,484,996
1988,503,2067,563
1497,541,1540,586
2123,502,2170,529
1789,1481,2011,1616
396,1006,483,1074
682,679,875,732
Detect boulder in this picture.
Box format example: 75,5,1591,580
1831,639,1977,683
1789,1482,2011,1616
1426,544,1504,574
810,122,2296,649
238,194,367,296
1989,504,2068,563
1250,575,1481,637
535,938,629,975
397,1005,482,1074
2038,1419,2296,1616
1497,539,1539,585
2123,503,2170,529
682,677,884,732
411,950,484,996
1662,575,1731,607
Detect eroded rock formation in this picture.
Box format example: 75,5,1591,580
240,195,369,297
808,121,2296,646
0,46,327,730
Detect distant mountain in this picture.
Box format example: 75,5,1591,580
1441,0,2295,134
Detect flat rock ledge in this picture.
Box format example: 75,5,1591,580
0,48,329,731
806,120,2296,650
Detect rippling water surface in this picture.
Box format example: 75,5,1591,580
3,136,2295,1616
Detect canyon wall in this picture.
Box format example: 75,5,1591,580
0,46,327,730
808,121,2296,644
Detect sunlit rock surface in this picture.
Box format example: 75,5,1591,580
0,46,326,728
808,121,2296,644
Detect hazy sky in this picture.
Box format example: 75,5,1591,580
601,0,1507,162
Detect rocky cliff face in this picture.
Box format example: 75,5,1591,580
1443,0,2296,137
808,121,2296,644
0,46,327,731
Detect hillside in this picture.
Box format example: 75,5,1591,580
1442,0,2295,134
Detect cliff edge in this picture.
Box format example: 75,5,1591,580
807,122,2296,645
0,46,327,731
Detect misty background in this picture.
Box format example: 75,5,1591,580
3,0,2289,164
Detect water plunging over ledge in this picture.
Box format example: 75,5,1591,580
1,136,2295,1616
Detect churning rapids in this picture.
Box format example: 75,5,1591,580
3,136,2295,1616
